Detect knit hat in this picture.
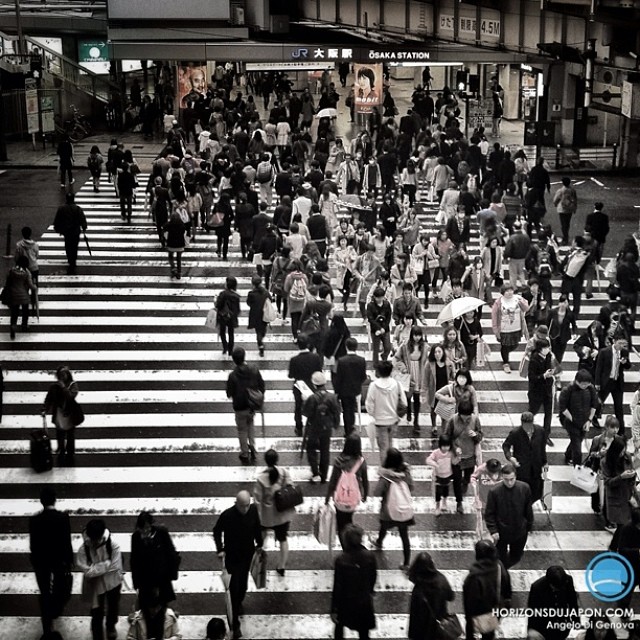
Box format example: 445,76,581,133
311,371,327,386
535,325,549,337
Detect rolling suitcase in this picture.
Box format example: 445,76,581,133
30,415,53,473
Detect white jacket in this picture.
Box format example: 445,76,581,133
365,377,407,426
76,529,123,606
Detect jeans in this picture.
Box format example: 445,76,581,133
377,521,411,565
235,409,256,457
508,258,526,287
290,311,302,338
452,464,473,503
559,213,572,242
375,424,395,464
561,276,583,316
293,387,303,435
371,331,391,365
405,392,421,427
216,232,229,259
336,509,354,548
306,431,331,480
59,164,73,185
339,395,357,435
496,534,528,569
219,320,235,353
564,424,584,466
90,584,121,640
168,251,182,275
415,273,430,304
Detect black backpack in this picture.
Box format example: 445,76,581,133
313,391,336,432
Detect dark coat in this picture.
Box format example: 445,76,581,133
130,525,178,603
215,289,241,328
334,353,367,397
212,504,262,569
408,573,454,640
247,287,269,330
485,481,533,541
288,351,323,387
226,363,265,412
332,546,377,631
29,508,73,570
502,426,547,481
527,574,579,640
463,558,511,618
235,202,256,239
251,213,271,251
53,203,87,237
558,382,599,430
595,346,631,388
528,352,555,399
4,267,34,306
585,210,610,245
445,216,471,246
548,309,578,344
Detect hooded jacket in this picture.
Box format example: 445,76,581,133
463,557,511,617
253,466,295,528
15,239,39,271
76,529,123,606
365,376,407,426
226,363,265,412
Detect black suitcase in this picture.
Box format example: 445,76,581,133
30,419,53,473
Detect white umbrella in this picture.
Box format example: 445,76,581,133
436,296,486,325
315,108,338,119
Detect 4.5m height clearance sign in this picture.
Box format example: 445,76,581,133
353,63,383,114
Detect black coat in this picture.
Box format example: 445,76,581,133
334,353,367,397
53,204,87,237
130,525,178,603
502,426,547,480
485,481,533,541
213,504,262,569
216,289,241,328
463,558,511,618
446,216,471,246
527,575,579,640
247,287,269,330
29,508,73,570
408,573,454,640
585,210,610,245
331,546,377,631
288,351,323,387
226,362,265,411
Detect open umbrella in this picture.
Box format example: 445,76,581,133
315,108,338,119
436,296,486,325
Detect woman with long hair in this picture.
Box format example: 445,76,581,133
491,283,529,373
162,211,187,280
323,314,351,380
371,448,414,571
393,326,429,435
602,435,637,535
432,229,453,292
441,326,468,370
43,365,80,466
334,235,358,312
411,234,438,307
247,275,271,357
253,449,295,575
424,344,455,437
400,159,418,206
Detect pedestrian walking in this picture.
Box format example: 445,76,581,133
371,447,414,570
407,551,455,640
367,287,393,366
560,236,590,316
503,221,530,289
595,336,630,435
426,435,459,516
253,449,295,576
463,540,511,640
15,226,40,291
331,524,377,640
283,259,310,339
76,518,124,640
491,284,529,373
212,491,263,640
29,487,73,636
246,275,271,357
424,344,455,437
216,277,241,356
87,145,104,193
470,459,503,539
303,371,341,484
502,412,548,503
226,347,265,464
125,590,181,640
527,566,579,640
553,176,578,244
57,135,74,188
333,337,367,436
2,255,37,338
43,365,82,466
601,436,637,536
548,295,578,364
485,463,533,568
117,163,137,223
610,506,640,609
162,212,187,279
558,370,599,466
365,360,408,464
527,339,558,443
288,335,323,436
130,511,180,607
53,191,88,274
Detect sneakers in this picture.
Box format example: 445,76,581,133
441,498,448,513
368,536,383,550
435,503,442,517
309,475,321,484
259,346,265,357
456,502,464,515
399,564,410,574
546,438,554,447
503,363,511,373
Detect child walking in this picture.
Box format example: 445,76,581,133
426,435,459,516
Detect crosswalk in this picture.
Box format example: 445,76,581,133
0,174,637,638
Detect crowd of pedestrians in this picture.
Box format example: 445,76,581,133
24,66,640,640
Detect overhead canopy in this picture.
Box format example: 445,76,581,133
537,42,585,64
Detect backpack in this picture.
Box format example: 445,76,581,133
299,309,321,335
257,163,273,184
334,457,364,512
537,247,552,277
270,259,287,295
288,274,308,302
208,208,225,228
175,205,190,225
217,295,234,321
313,390,337,433
87,155,102,171
386,477,414,522
466,174,478,193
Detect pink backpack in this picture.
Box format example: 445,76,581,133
334,457,364,512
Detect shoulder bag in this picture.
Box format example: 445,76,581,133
473,564,502,633
435,384,456,422
423,591,463,640
274,480,304,512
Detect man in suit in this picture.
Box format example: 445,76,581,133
334,337,368,436
502,412,548,503
288,335,323,436
29,487,73,635
595,336,630,435
445,206,471,247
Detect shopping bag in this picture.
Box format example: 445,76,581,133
220,567,233,628
570,464,599,494
391,369,411,393
541,469,553,512
313,503,336,549
476,339,491,368
250,548,267,589
294,380,313,402
204,308,217,331
518,354,530,379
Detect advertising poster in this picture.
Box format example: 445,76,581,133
177,63,208,108
353,63,383,114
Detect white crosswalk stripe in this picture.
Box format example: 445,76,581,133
1,174,636,638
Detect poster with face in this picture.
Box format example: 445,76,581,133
178,64,207,108
353,63,383,114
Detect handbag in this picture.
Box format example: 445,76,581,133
427,258,440,270
313,502,336,549
518,353,530,378
434,384,455,421
247,388,264,410
274,483,304,511
250,548,267,589
570,464,599,494
204,308,217,330
411,255,424,275
64,398,85,427
472,565,501,634
423,594,463,640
